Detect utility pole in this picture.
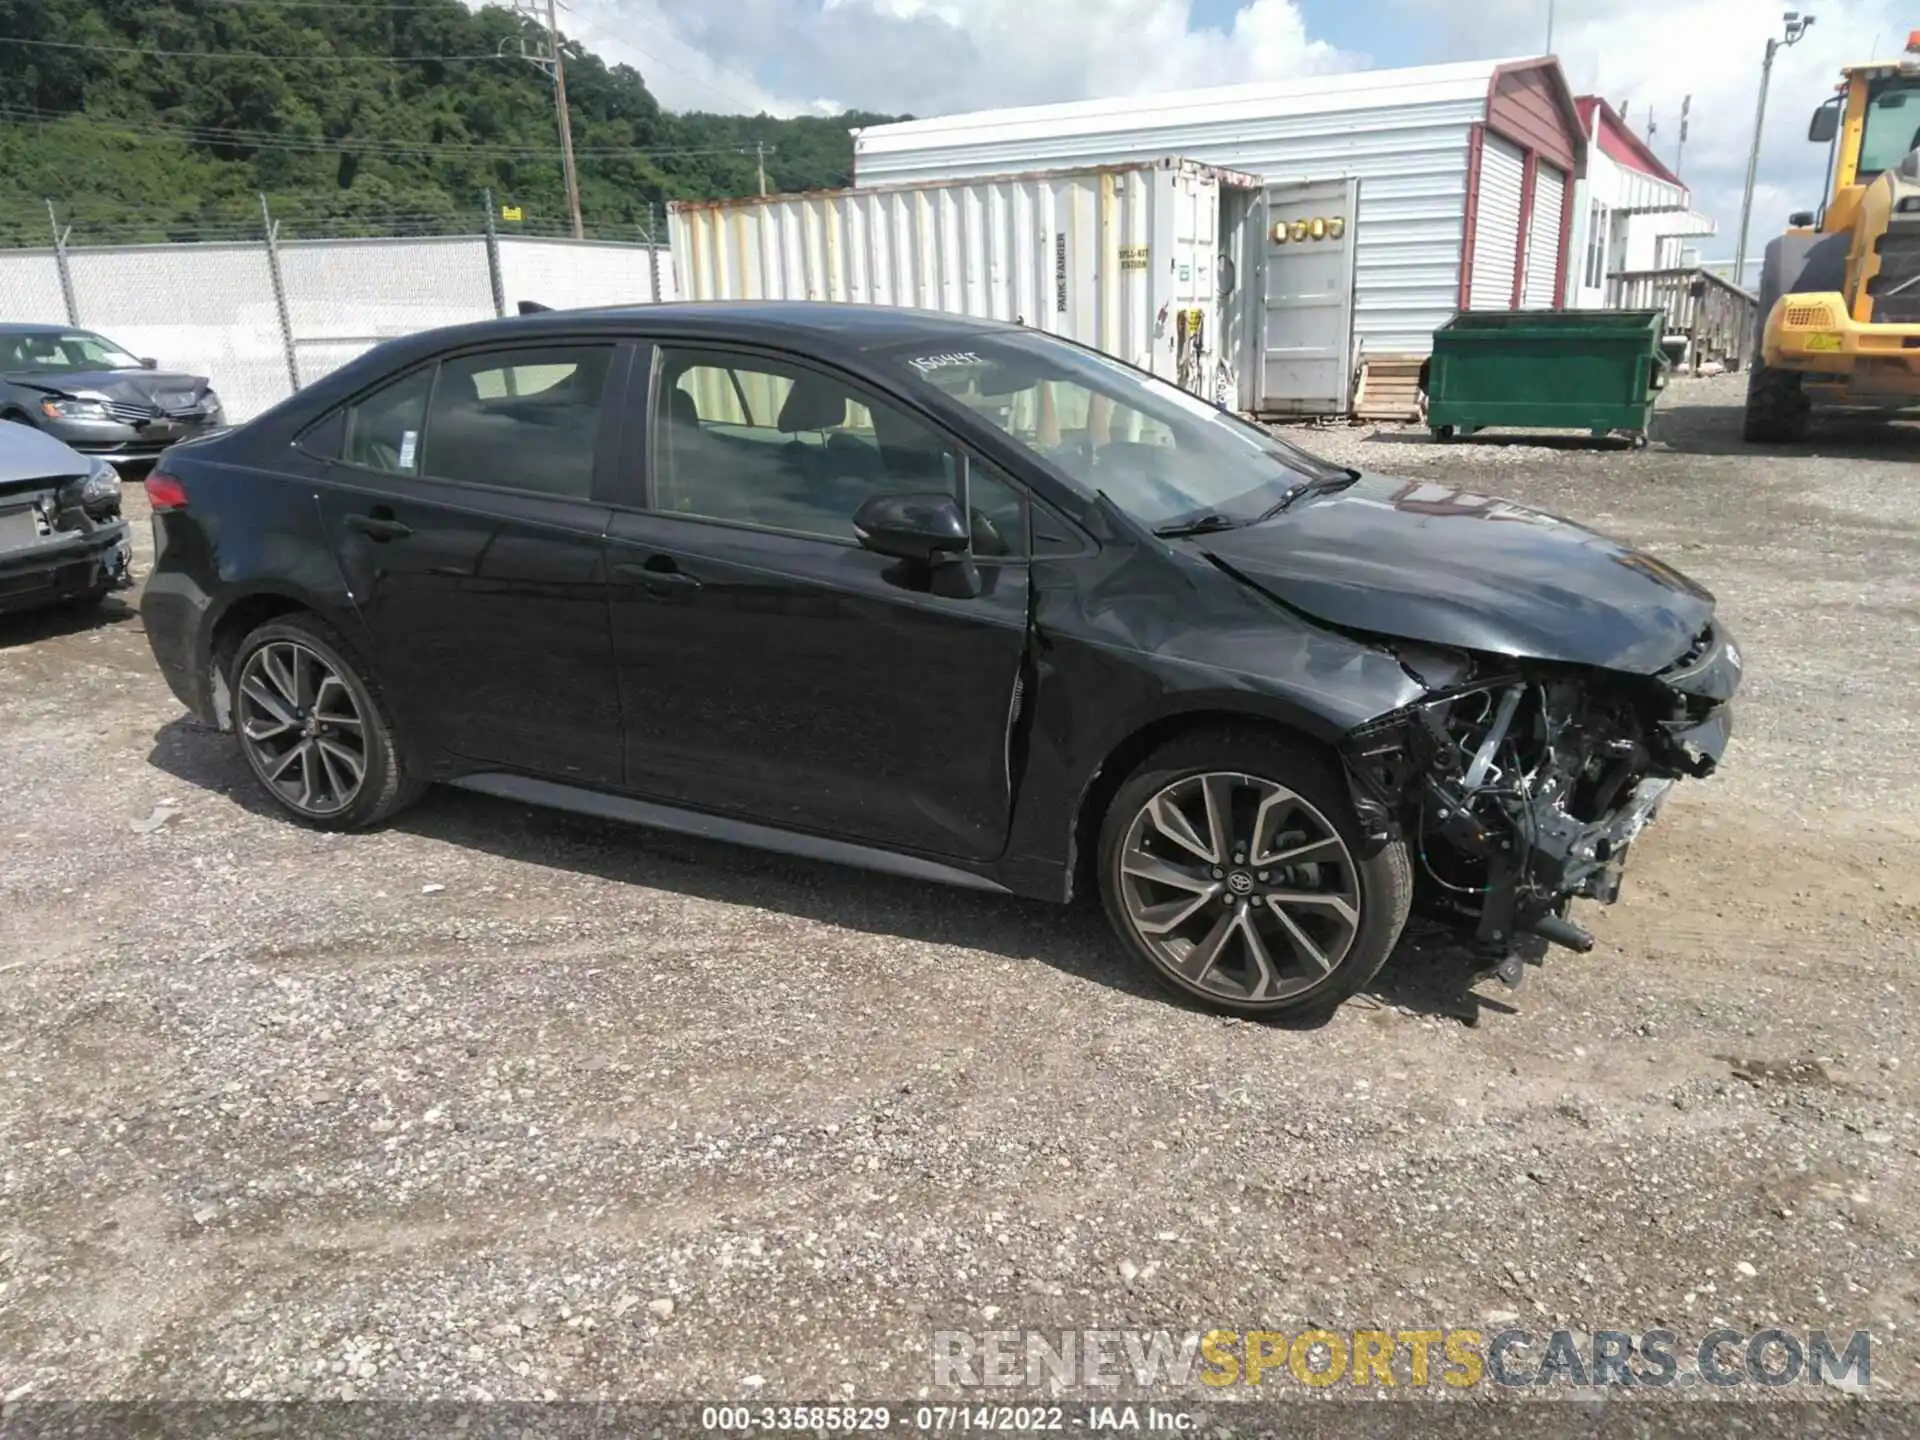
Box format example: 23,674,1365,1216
510,0,584,239
755,140,769,197
546,0,583,239
1676,94,1691,177
1735,11,1816,294
1545,0,1555,53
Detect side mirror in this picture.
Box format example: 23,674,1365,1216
139,357,158,370
1809,102,1840,144
1788,210,1815,227
853,492,970,564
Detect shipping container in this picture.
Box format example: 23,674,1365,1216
669,158,1266,407
852,56,1587,395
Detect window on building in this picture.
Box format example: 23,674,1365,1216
1584,201,1609,291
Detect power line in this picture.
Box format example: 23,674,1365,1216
0,105,764,159
508,0,582,240
197,0,582,11
2,27,784,120
202,0,518,8
0,36,504,61
0,32,776,121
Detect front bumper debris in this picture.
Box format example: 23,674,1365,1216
1341,622,1740,969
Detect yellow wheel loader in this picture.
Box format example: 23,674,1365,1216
1748,32,1920,440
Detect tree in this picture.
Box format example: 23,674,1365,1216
0,0,906,246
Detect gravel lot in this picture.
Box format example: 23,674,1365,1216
2,373,1917,1415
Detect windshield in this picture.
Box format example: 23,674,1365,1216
887,332,1342,530
0,330,143,375
1858,78,1920,179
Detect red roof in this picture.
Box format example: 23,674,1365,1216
1575,94,1686,190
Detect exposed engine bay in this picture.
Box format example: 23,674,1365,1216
1341,624,1740,979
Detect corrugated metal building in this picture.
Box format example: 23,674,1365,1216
853,57,1586,358
670,160,1260,401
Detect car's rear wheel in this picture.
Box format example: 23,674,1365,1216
230,614,421,829
1097,731,1412,1018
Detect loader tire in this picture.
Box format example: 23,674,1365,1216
1742,363,1810,443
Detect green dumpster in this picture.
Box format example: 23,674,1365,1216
1424,309,1669,446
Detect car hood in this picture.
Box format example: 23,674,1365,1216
1193,474,1716,674
7,368,213,408
0,418,90,483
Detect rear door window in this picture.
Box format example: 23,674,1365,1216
420,345,614,498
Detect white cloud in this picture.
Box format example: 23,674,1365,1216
559,1,793,115
566,0,1359,119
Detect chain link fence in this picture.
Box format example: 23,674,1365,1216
0,194,676,421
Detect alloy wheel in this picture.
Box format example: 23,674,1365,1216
1116,772,1361,1004
236,640,368,817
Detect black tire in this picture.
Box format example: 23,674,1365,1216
1096,728,1413,1019
1430,424,1456,443
229,612,423,830
1742,362,1810,443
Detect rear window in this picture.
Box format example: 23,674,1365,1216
343,367,433,475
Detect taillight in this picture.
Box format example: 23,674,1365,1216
145,471,188,511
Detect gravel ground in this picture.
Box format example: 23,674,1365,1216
1,373,1917,1417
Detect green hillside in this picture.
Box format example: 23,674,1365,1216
0,0,900,246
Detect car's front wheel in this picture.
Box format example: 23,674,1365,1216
230,614,421,830
1097,730,1412,1018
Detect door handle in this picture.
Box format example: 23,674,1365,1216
612,558,702,596
344,513,412,541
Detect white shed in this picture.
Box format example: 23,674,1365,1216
1567,96,1717,310
854,57,1587,402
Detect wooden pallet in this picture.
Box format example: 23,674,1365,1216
1352,353,1428,423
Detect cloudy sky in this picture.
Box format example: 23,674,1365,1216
564,0,1911,270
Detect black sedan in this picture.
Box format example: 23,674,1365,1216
138,303,1738,1017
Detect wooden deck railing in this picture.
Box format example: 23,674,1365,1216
1606,267,1758,370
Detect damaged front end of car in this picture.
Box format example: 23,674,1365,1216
1340,625,1740,979
0,454,134,612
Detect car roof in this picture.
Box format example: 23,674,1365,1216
395,301,1023,359
266,301,1044,421
543,301,1013,343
